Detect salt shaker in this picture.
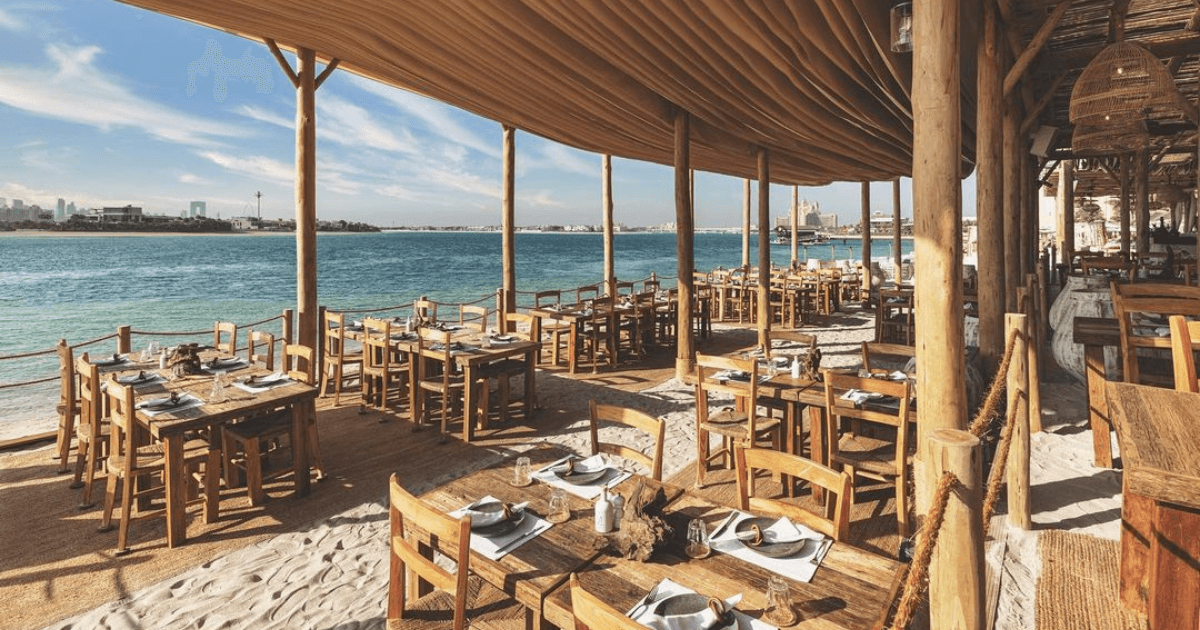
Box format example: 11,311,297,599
594,487,613,533
790,355,801,378
610,492,625,523
159,348,168,370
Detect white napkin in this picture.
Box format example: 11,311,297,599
135,393,204,417
709,511,829,583
627,578,771,630
102,372,166,391
200,358,250,375
449,495,552,561
460,497,530,527
840,389,883,405
232,371,292,394
712,370,772,384
532,454,632,501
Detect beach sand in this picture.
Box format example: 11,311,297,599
20,310,1123,630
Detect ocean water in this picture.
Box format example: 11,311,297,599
0,231,912,437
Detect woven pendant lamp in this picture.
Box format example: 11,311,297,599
1069,41,1180,124
1071,118,1148,155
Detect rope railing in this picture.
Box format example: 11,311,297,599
327,302,412,315
888,471,958,630
69,333,119,350
0,346,58,361
128,328,211,337
967,327,1020,437
0,375,60,390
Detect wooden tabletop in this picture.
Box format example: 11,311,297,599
1073,316,1120,346
1107,381,1200,510
541,492,904,630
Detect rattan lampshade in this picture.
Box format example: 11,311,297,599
1071,118,1148,155
1069,41,1180,124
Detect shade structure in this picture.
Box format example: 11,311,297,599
1069,41,1182,125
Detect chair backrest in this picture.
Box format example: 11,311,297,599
214,321,238,355
104,378,139,470
248,330,275,370
569,573,645,630
417,327,454,385
388,474,472,630
74,353,101,436
589,401,665,481
613,280,635,297
1111,280,1200,384
734,446,852,541
505,312,540,341
695,353,762,438
765,329,817,358
861,341,916,375
323,311,351,358
576,284,600,303
57,339,76,424
642,279,660,294
362,317,395,372
822,370,912,471
283,344,317,384
534,289,562,309
414,299,438,324
1169,315,1200,392
459,304,490,333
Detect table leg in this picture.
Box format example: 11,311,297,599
810,406,827,504
463,364,476,442
1148,502,1200,630
568,322,579,374
292,401,311,497
782,402,799,498
524,349,536,418
163,435,187,548
410,356,422,425
1120,477,1153,613
1084,344,1113,468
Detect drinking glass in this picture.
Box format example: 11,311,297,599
142,341,159,362
547,488,571,523
209,374,227,403
763,575,798,626
511,456,532,487
684,518,711,559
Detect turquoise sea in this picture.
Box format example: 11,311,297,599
0,231,912,437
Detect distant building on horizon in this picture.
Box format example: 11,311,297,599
12,199,24,210
56,198,66,221
190,201,207,218
0,197,6,209
97,205,143,223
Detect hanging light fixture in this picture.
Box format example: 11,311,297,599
1069,41,1181,125
1071,118,1149,156
890,2,913,53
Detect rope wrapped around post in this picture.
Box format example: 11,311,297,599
967,326,1019,437
887,471,959,630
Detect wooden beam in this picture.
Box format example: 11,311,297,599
502,125,516,314
741,179,751,268
928,430,985,630
675,111,695,381
790,185,799,268
602,154,615,295
1006,313,1032,529
861,181,872,297
1136,149,1150,254
893,178,903,281
1060,160,1075,266
1019,72,1068,134
995,0,1038,112
1041,33,1200,74
1109,0,1133,44
1166,9,1200,74
1120,154,1132,256
1004,100,1022,311
314,58,340,90
295,48,317,355
757,147,771,349
978,0,1006,368
266,39,299,88
1003,1,1071,97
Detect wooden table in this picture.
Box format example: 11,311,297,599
527,304,621,374
1109,381,1200,630
541,492,905,629
130,363,318,547
417,447,681,628
1073,316,1120,468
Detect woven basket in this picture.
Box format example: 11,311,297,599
1071,118,1148,155
1069,41,1180,124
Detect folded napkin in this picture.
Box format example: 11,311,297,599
232,371,292,393
200,358,250,375
532,454,631,501
449,495,552,561
840,389,883,405
709,511,829,583
92,354,129,368
712,370,771,384
135,393,204,417
627,579,767,630
105,371,165,389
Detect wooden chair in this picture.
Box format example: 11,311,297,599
568,573,644,630
693,353,782,488
1169,315,1200,392
361,317,410,412
100,379,219,555
576,284,600,303
1111,280,1200,386
763,329,817,358
222,343,322,506
414,298,438,325
534,290,570,366
822,370,914,537
321,310,363,406
860,341,915,376
416,328,486,439
588,401,665,481
55,339,83,473
734,446,852,541
248,329,275,370
459,304,491,333
875,289,913,344
387,474,525,630
578,296,616,372
214,320,238,355
473,313,540,424
613,280,635,298
71,353,108,507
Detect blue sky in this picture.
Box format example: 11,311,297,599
0,1,973,227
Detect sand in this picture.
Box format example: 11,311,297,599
30,309,1124,630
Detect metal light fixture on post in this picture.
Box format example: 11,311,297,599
890,2,913,53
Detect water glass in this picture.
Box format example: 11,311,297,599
142,340,159,362
684,518,711,559
763,575,798,626
547,489,571,523
511,456,532,487
209,374,227,403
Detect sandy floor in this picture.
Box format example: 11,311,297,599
35,310,1123,630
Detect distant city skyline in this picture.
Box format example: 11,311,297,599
0,3,977,228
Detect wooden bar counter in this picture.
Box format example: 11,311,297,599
1108,381,1200,629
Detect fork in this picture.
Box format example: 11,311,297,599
809,538,832,565
628,582,664,619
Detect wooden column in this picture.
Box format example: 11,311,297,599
295,48,318,354
757,147,771,348
928,429,985,630
892,178,903,282
1003,100,1022,311
602,154,615,295
1018,152,1031,280
861,182,872,295
1059,160,1075,268
791,185,800,269
674,111,695,380
913,0,968,453
1006,313,1031,529
1135,149,1150,256
1120,155,1132,257
501,126,516,315
976,0,1005,368
742,179,751,268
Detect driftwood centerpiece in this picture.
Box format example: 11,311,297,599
607,480,673,562
169,343,205,377
800,347,822,381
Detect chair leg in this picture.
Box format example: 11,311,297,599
332,363,344,407
204,448,221,521
99,472,118,532
896,473,910,538
82,438,103,507
222,431,242,490
70,439,88,490
307,413,324,480
695,428,708,488
116,473,135,554
245,438,265,506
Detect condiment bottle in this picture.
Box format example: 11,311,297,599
594,487,613,533
790,355,801,378
610,492,625,524
159,348,168,370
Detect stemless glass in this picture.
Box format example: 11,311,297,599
763,575,798,626
684,518,711,559
511,456,532,487
547,488,571,523
209,374,227,403
142,340,159,362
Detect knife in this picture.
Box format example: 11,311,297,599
493,523,545,556
708,511,738,542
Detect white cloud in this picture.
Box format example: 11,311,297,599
179,173,211,185
534,143,595,177
0,8,24,31
234,104,292,129
19,145,73,171
375,184,419,201
0,44,244,148
0,181,118,209
413,164,500,199
318,94,419,154
349,75,498,158
520,190,565,209
197,151,293,186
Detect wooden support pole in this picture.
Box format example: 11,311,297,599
675,111,695,380
295,48,318,355
861,182,872,296
1002,0,1071,97
1120,155,1132,257
1003,100,1022,311
282,308,294,345
117,325,131,355
1019,152,1032,281
928,429,985,630
791,185,799,269
602,154,615,296
1025,274,1044,433
892,178,903,283
742,179,751,268
1060,161,1075,268
757,147,771,348
1006,313,1032,529
977,0,1005,368
1135,149,1150,256
502,125,516,315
